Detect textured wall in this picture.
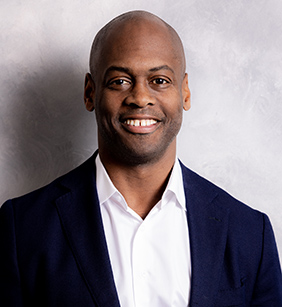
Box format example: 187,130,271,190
1,0,282,262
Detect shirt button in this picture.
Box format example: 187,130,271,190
141,271,148,278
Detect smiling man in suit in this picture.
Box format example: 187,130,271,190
1,10,282,307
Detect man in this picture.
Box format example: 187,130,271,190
0,10,281,307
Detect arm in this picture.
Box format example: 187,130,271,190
0,201,24,307
251,214,282,306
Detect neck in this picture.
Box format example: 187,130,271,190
99,147,176,219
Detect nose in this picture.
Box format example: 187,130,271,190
124,82,155,108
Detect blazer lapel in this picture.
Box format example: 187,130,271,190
181,162,230,306
55,155,120,307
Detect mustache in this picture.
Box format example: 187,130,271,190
119,110,163,121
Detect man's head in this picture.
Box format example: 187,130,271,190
84,11,191,166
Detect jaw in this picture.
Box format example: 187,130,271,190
98,123,178,168
96,108,182,167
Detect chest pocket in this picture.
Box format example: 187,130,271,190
214,280,246,306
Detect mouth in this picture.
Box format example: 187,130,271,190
124,119,158,127
122,118,159,134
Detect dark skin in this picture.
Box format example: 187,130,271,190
84,12,191,218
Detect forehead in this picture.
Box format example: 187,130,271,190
95,18,184,77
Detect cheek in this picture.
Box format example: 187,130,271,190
163,93,183,120
102,90,125,110
165,98,184,132
95,96,123,135
95,93,117,118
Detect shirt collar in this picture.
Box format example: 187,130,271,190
95,154,186,211
162,157,186,210
95,154,121,205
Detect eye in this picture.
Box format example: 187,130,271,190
153,78,167,84
107,78,131,90
111,79,130,85
151,77,171,86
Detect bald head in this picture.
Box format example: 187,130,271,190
89,11,186,78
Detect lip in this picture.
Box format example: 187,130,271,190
120,115,160,134
120,114,161,121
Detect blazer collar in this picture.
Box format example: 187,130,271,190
180,161,230,306
54,152,120,307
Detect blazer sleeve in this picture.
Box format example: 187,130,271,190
0,200,24,307
251,213,282,305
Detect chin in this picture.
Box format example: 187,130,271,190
99,129,177,166
115,142,174,166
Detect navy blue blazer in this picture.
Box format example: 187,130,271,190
1,153,282,306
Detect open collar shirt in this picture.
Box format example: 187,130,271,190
96,154,191,307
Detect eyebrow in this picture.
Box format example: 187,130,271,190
104,65,175,77
149,65,174,74
104,66,131,76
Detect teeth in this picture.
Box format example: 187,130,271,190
124,119,157,126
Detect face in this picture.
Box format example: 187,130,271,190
85,18,190,166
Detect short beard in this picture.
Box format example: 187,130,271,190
98,130,177,168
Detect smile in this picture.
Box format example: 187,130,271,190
124,119,157,127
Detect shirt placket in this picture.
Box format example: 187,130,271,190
132,222,151,307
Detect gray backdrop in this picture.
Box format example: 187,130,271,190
1,0,282,263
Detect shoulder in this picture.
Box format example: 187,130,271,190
179,162,282,275
179,160,265,227
1,153,97,213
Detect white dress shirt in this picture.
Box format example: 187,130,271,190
96,155,191,307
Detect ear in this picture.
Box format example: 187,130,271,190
182,73,191,111
84,73,95,112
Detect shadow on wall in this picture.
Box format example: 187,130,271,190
1,58,97,202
